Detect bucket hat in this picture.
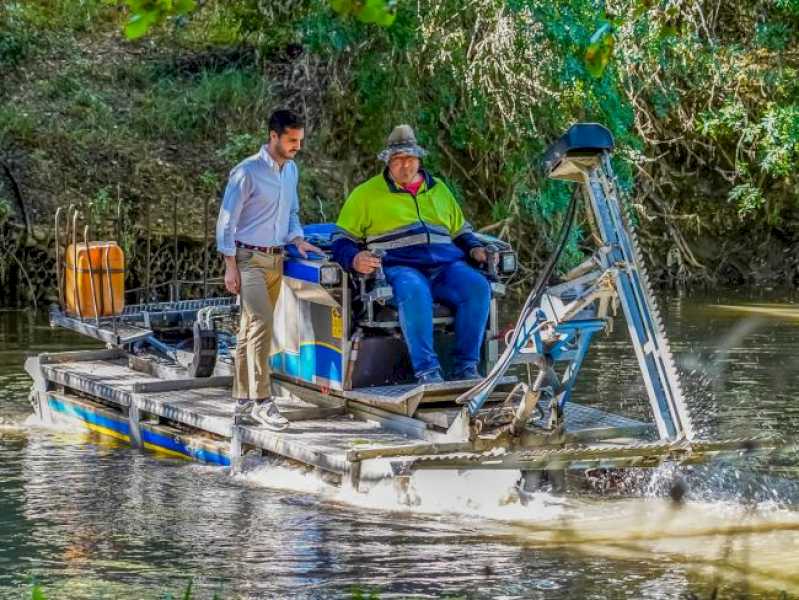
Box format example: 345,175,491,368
377,124,427,162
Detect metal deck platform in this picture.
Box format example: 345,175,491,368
26,349,762,488
48,297,238,347
343,377,518,417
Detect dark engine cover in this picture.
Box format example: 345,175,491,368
542,123,614,175
350,334,415,388
349,332,461,388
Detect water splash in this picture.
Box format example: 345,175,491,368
233,453,570,522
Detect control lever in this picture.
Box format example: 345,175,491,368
363,249,393,320
484,243,499,281
372,249,387,289
371,249,392,306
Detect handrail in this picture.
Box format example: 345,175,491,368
103,243,118,335
83,225,100,324
54,207,64,310
103,243,115,316
71,209,82,320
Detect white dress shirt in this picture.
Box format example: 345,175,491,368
216,145,304,257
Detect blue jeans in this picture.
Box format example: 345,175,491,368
384,260,491,378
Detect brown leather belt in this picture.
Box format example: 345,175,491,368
235,241,283,254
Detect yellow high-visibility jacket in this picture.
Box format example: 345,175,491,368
332,169,482,270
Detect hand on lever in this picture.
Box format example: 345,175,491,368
470,246,499,265
353,251,382,275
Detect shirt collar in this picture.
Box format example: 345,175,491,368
259,145,290,173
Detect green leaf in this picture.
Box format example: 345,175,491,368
584,23,615,78
31,584,47,600
658,22,678,39
125,13,156,39
330,0,355,15
173,0,196,16
349,0,396,27
373,7,397,27
181,579,193,600
357,0,384,24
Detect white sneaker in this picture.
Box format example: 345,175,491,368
251,400,289,431
232,399,254,425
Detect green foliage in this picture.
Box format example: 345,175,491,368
0,3,40,68
699,101,748,140
199,169,221,190
30,583,47,600
756,21,793,50
331,0,397,26
87,187,114,235
216,133,261,164
4,0,799,286
124,0,197,39
135,69,268,142
775,0,799,15
156,578,195,599
2,0,117,33
123,0,396,40
729,183,766,219
0,197,11,224
350,585,381,600
758,103,799,178
584,22,615,78
0,28,35,68
0,106,37,146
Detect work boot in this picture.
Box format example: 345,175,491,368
417,368,444,385
232,399,254,425
251,399,289,431
451,364,482,381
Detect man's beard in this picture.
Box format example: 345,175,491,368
275,143,296,160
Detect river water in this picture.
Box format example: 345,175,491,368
1,293,798,599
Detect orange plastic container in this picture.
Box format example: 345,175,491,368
64,242,125,318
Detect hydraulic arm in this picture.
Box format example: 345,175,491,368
458,123,694,442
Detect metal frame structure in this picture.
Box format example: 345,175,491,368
456,124,694,443
32,123,771,489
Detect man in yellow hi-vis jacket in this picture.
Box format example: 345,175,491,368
331,125,492,384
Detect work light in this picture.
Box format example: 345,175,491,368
320,264,342,286
499,251,517,275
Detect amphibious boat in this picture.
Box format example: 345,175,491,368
26,124,768,493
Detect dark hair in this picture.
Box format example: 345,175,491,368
268,109,304,135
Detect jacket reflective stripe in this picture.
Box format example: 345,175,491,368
453,222,475,238
368,233,453,250
331,227,360,243
366,222,449,244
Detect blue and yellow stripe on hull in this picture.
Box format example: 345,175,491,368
46,395,230,466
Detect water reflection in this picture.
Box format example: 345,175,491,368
0,294,798,598
569,293,799,442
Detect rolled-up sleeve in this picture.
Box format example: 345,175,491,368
286,164,304,242
216,167,249,256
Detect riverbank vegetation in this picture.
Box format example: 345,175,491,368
0,0,797,306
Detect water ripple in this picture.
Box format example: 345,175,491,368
1,303,798,599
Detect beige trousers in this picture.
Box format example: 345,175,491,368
233,248,283,401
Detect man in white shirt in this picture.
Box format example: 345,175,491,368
216,109,321,429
